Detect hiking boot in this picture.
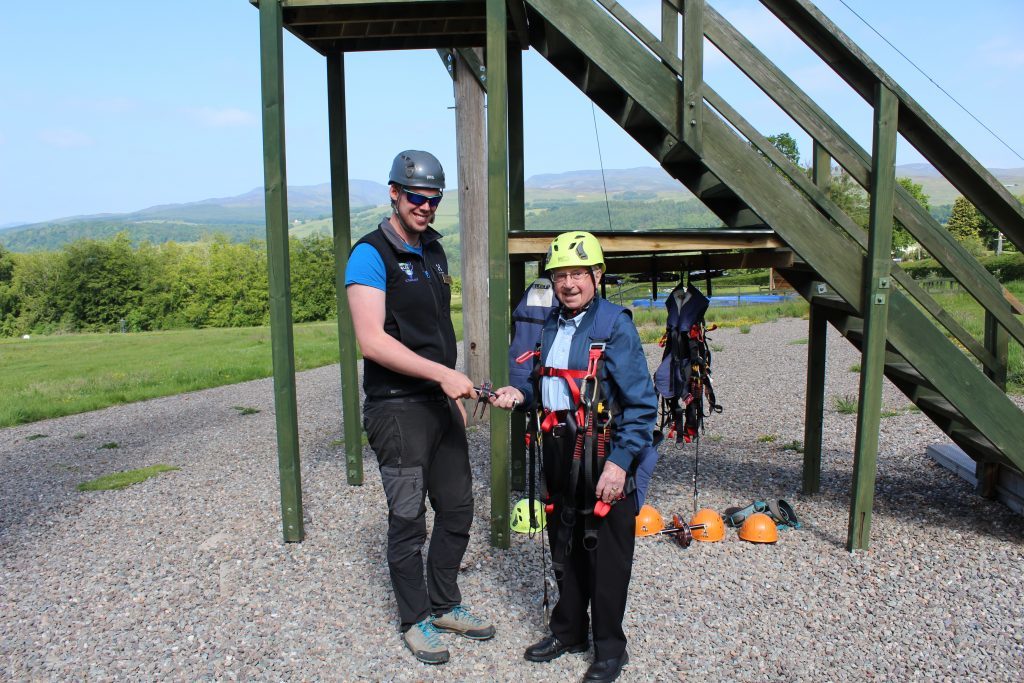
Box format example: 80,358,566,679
432,605,496,640
403,619,449,665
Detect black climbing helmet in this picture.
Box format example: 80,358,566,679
388,150,446,189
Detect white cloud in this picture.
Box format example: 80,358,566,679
38,128,94,148
183,106,257,127
979,37,1024,68
64,96,141,113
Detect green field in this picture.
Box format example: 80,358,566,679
1,284,1020,428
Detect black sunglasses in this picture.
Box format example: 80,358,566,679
402,187,443,209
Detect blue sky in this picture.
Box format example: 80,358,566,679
1,0,1021,225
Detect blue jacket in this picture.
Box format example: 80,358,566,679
516,297,658,474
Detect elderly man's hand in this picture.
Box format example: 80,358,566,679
596,461,627,504
488,386,523,411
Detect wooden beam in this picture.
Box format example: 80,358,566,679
803,302,826,494
326,52,363,487
508,231,782,256
703,84,1001,373
759,0,1024,253
704,4,1024,343
259,0,304,543
812,141,830,190
486,0,510,550
848,84,898,552
600,249,793,275
681,0,703,156
455,47,489,427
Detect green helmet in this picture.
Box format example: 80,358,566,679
545,231,605,272
510,499,546,533
388,150,445,189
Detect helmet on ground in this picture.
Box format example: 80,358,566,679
388,150,445,189
635,504,665,537
545,231,605,273
510,499,546,533
738,512,778,543
689,508,725,542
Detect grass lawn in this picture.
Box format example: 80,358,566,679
1,282,1020,427
0,306,466,428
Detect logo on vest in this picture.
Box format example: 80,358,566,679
399,262,418,282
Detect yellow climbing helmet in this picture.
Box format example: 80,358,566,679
738,512,778,543
689,508,725,542
635,504,665,537
545,231,605,272
510,499,546,533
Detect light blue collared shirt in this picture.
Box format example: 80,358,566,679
540,309,586,410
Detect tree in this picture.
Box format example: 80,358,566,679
946,196,981,241
0,245,18,335
893,177,929,254
767,132,800,166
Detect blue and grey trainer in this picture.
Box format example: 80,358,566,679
403,618,450,664
432,605,496,640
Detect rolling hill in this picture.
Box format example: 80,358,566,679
2,165,1020,253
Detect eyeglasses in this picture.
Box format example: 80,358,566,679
402,187,443,209
551,269,590,284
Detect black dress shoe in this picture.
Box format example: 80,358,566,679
584,650,629,682
524,634,588,662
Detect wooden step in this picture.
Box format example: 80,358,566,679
811,293,858,315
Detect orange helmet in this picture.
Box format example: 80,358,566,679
689,508,725,542
635,505,665,536
738,512,778,543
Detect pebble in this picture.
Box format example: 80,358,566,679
1,319,1021,681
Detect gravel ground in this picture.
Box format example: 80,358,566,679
1,318,1022,682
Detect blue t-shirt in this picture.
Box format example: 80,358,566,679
345,241,423,290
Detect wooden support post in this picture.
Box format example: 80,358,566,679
978,309,1008,497
326,52,362,486
454,48,489,426
508,45,526,492
983,310,1008,391
812,141,831,187
662,0,678,54
259,0,303,542
487,0,511,549
681,0,704,156
803,302,826,494
847,84,898,552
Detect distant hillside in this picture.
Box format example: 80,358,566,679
4,165,1021,252
0,180,389,252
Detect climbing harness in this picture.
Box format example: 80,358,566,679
653,268,723,445
723,499,801,530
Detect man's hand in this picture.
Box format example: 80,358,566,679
439,368,475,400
489,386,524,411
596,461,627,504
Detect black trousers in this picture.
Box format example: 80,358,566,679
363,394,473,632
543,431,637,660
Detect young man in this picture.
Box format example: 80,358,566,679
490,231,657,683
345,150,494,665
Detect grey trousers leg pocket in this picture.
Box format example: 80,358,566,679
381,466,424,519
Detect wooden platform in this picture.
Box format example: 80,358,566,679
253,0,526,53
509,229,791,274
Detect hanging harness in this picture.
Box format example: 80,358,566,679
653,279,723,443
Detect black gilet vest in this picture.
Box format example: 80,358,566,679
354,220,457,399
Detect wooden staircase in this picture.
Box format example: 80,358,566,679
521,0,1024,545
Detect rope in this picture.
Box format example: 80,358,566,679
591,102,614,231
836,0,1024,163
